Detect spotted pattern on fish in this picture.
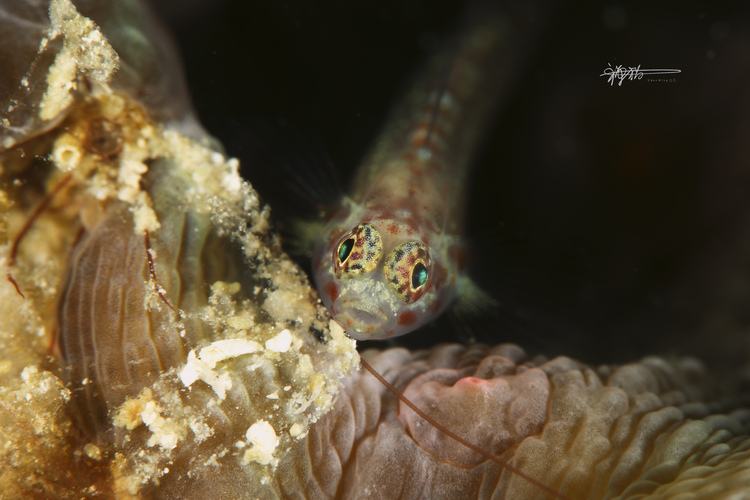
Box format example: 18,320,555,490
312,13,511,340
384,241,430,303
334,222,383,278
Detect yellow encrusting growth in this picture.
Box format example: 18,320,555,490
0,0,358,497
40,0,119,121
0,366,73,498
84,443,102,461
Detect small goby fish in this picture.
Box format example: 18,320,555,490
313,9,524,340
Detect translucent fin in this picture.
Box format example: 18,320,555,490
454,275,498,317
233,119,343,258
235,119,343,219
286,217,326,258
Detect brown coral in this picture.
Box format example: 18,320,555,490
271,344,750,499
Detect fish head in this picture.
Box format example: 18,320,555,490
313,212,459,340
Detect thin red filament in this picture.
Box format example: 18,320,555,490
143,230,180,316
7,173,74,299
359,357,569,500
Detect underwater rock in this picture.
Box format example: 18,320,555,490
2,1,750,499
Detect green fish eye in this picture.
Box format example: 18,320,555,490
337,238,355,264
384,241,430,303
411,262,428,290
334,223,383,278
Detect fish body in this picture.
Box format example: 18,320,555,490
313,11,513,340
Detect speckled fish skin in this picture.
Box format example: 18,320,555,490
313,9,514,340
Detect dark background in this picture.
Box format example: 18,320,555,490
148,0,750,375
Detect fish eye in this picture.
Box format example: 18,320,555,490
411,261,428,290
337,238,355,264
334,223,383,278
384,241,430,303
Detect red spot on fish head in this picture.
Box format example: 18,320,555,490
325,282,339,304
380,209,395,220
398,310,417,326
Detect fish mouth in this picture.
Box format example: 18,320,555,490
335,299,391,338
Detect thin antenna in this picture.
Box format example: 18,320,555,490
360,357,570,500
6,173,74,299
144,230,180,316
